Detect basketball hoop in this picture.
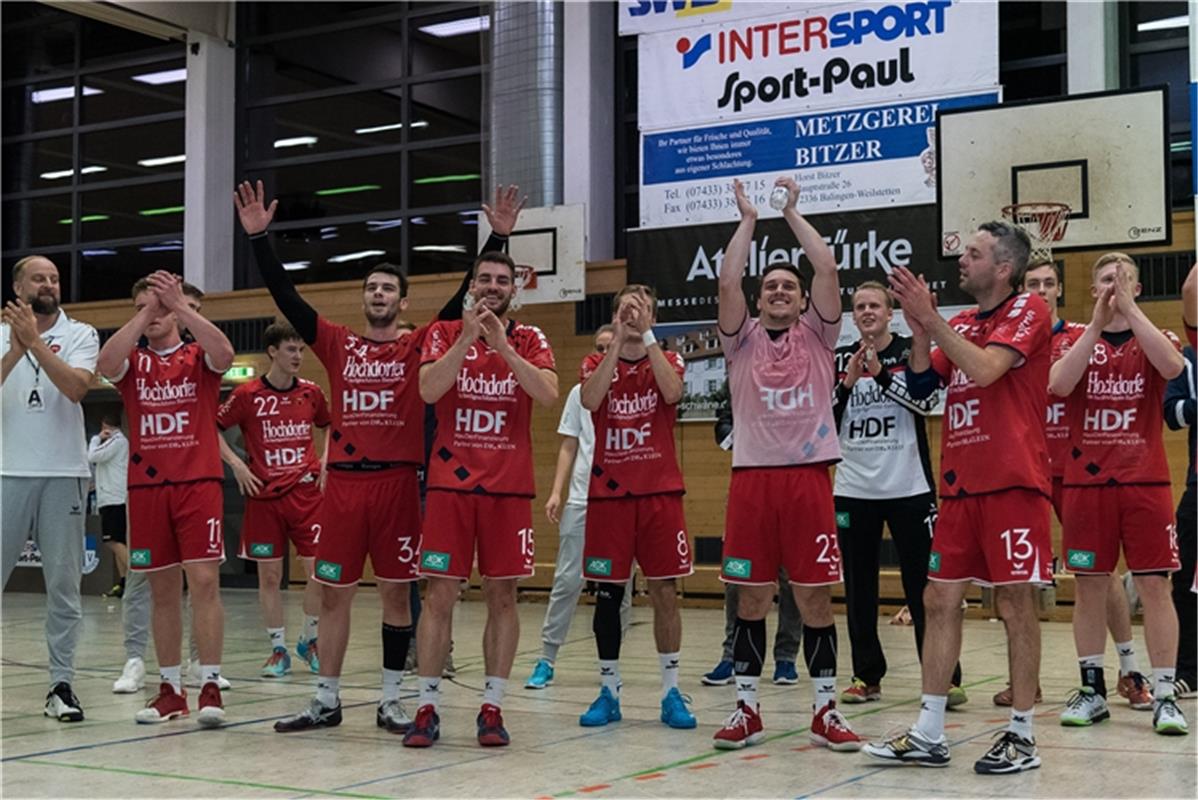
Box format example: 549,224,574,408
1001,202,1072,263
515,265,538,291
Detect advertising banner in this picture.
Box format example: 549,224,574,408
639,91,997,228
637,0,998,131
619,0,810,36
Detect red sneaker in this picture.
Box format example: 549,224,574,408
810,701,862,752
476,703,510,747
135,683,188,724
402,704,441,748
197,682,226,728
713,701,765,750
1117,671,1154,711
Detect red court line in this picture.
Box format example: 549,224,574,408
944,723,965,729
578,785,611,793
687,763,719,770
984,718,1008,724
739,753,770,761
634,773,667,781
791,744,818,752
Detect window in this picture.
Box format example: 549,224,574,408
999,2,1067,102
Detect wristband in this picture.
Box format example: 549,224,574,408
641,329,658,348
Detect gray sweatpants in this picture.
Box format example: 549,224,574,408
1,476,85,686
720,569,803,663
540,504,632,662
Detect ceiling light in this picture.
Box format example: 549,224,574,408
139,242,184,252
418,15,490,37
138,205,185,216
81,249,117,257
137,154,186,167
413,245,467,253
328,249,385,264
314,184,381,196
32,85,102,104
409,216,427,225
283,261,311,271
367,218,404,231
411,120,429,128
40,166,108,180
274,136,318,149
58,215,109,224
413,173,480,185
130,68,187,85
355,122,404,135
1137,14,1188,32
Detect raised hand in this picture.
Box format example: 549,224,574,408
146,270,187,312
733,178,758,221
461,301,483,342
477,307,507,351
842,347,866,388
2,299,39,349
482,184,527,237
1091,283,1116,330
1110,262,1138,314
234,180,278,236
774,176,801,211
889,267,937,330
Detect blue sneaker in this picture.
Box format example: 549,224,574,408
660,687,697,729
579,686,622,727
296,637,320,674
772,660,799,685
701,660,735,686
261,647,292,677
525,659,554,689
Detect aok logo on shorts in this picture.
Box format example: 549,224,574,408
1067,550,1096,569
421,551,451,572
315,560,343,581
722,557,752,578
250,543,274,558
130,549,152,567
928,551,941,573
586,558,613,577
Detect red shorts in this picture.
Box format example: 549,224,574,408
1061,484,1179,574
128,480,224,571
722,466,841,587
583,494,692,582
930,488,1053,586
419,490,534,580
314,467,421,586
239,480,322,561
1051,476,1065,523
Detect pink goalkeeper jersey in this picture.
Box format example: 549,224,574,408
720,311,842,468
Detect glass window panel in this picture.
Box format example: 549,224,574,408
2,196,74,250
79,239,183,301
1170,149,1193,210
409,143,481,208
81,119,185,184
79,181,184,241
80,18,180,66
248,154,402,224
3,136,73,194
244,47,347,99
998,2,1065,62
408,5,488,75
2,79,85,136
1128,1,1189,44
998,64,1065,102
408,210,478,277
244,2,398,38
267,219,403,285
2,19,76,79
1131,50,1189,127
81,60,186,125
409,75,482,142
248,88,404,161
247,25,405,100
620,42,637,117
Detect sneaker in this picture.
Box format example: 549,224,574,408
197,682,225,727
185,662,231,690
1153,696,1189,735
377,699,412,733
772,660,799,685
104,582,124,599
1060,687,1110,726
525,658,554,689
113,657,146,694
274,697,342,732
261,647,292,678
135,683,188,724
660,687,697,729
402,704,441,747
296,637,320,674
840,678,881,704
442,653,457,679
1174,678,1197,699
44,682,84,722
992,684,1043,707
579,686,622,727
476,703,511,747
713,701,765,750
810,701,862,752
701,660,735,686
1116,671,1154,710
946,684,968,708
973,730,1040,774
862,727,950,767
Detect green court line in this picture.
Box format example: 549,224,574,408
20,759,389,799
550,674,1005,797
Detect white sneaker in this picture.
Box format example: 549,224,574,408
1060,687,1109,726
113,657,146,693
185,661,231,690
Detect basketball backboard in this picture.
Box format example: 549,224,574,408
936,87,1171,257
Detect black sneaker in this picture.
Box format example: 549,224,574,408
44,682,84,722
973,730,1041,774
274,698,342,732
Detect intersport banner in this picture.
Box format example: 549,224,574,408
637,0,998,131
627,204,969,323
618,0,811,37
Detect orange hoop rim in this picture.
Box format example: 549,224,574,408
1002,201,1072,244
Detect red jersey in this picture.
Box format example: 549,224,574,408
930,292,1051,498
114,342,224,487
310,317,424,468
581,351,687,498
1062,328,1181,486
1046,320,1087,478
422,319,556,496
217,376,330,496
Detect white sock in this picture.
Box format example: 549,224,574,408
381,668,404,702
267,627,285,650
1009,705,1035,741
483,676,507,708
160,664,182,693
316,676,340,707
735,675,759,707
1154,667,1176,701
599,660,621,696
419,676,441,710
915,694,948,740
1115,640,1139,675
200,664,221,685
302,615,319,642
659,652,680,695
813,677,837,712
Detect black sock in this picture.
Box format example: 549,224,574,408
1081,664,1107,698
382,623,414,672
593,583,625,661
732,617,766,677
803,624,838,678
